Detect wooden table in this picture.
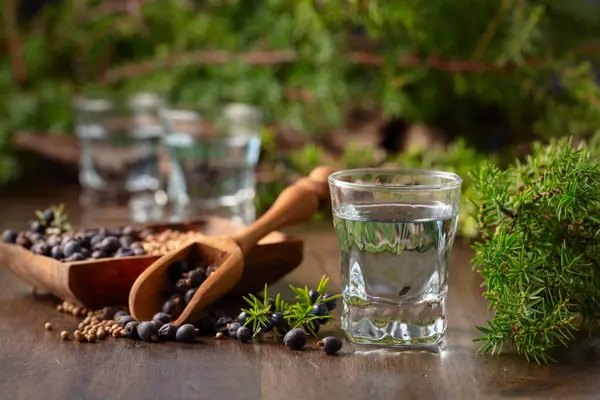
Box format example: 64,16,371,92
1,184,599,399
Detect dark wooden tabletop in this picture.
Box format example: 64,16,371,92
1,184,600,400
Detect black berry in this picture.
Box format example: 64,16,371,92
90,234,105,248
238,311,248,325
158,323,178,341
2,230,18,243
184,288,197,304
42,208,55,223
167,260,189,283
318,336,343,355
176,324,198,342
63,241,81,258
115,247,134,258
322,293,337,311
175,279,189,293
236,326,252,343
29,221,45,234
162,299,183,318
100,236,120,253
152,320,164,330
32,242,51,256
50,245,64,260
311,302,330,324
65,252,85,262
114,310,130,319
91,250,106,259
269,312,287,331
283,328,307,350
228,322,241,337
16,234,32,249
122,226,137,237
118,316,136,327
124,321,140,339
137,321,158,342
308,289,320,304
153,312,171,324
187,270,205,288
101,306,119,320
119,236,134,248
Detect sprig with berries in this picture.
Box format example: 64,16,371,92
34,204,72,234
240,276,341,338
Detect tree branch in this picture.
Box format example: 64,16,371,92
3,0,27,83
102,48,557,85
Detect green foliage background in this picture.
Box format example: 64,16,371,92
2,0,600,234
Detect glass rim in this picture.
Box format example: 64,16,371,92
328,168,462,191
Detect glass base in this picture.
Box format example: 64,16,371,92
342,298,446,346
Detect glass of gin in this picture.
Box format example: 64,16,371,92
328,169,461,345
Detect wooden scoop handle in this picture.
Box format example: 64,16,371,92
231,166,334,255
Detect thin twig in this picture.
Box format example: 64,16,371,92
3,0,27,83
472,0,511,60
102,48,557,84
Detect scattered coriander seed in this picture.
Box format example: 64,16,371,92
215,332,223,340
60,331,69,340
72,307,81,316
97,328,107,340
112,328,123,338
78,323,86,331
86,334,97,343
75,331,86,342
318,336,343,355
56,305,63,312
44,322,53,331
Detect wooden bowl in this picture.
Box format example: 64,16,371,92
0,217,303,309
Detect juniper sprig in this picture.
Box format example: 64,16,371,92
471,137,600,364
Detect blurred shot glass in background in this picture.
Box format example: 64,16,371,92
163,103,262,226
75,92,167,225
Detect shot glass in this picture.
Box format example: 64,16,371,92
162,103,262,226
328,168,462,345
75,92,167,225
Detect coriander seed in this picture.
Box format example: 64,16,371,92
44,322,53,331
60,331,69,340
215,332,223,340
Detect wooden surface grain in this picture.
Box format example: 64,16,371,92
1,185,600,400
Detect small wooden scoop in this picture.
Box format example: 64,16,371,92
129,166,334,325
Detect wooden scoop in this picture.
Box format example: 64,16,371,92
129,166,334,325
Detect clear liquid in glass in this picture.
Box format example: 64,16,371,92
333,202,458,345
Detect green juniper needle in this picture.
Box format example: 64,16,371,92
471,137,600,364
